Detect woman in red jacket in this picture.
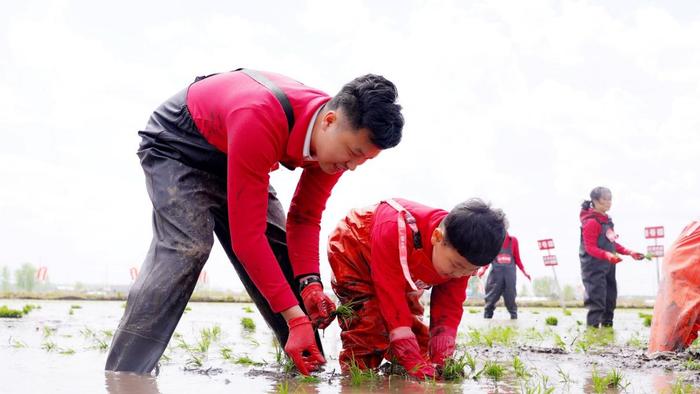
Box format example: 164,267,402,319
579,186,644,328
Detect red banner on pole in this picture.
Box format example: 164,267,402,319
129,267,139,281
36,266,48,281
543,255,558,266
644,226,665,239
537,239,555,250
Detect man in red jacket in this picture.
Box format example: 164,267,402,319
326,198,507,379
105,69,404,375
478,233,531,319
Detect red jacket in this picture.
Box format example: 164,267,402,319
186,71,342,312
369,199,468,331
579,208,631,261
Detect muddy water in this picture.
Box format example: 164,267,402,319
1,300,698,393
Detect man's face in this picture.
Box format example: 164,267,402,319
313,109,381,174
430,227,480,279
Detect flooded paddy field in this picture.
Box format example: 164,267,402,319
1,299,699,393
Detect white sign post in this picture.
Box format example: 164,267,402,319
644,226,665,285
537,239,565,309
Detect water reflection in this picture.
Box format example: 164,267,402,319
104,371,161,394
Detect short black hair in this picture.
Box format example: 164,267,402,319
327,74,404,149
442,199,508,266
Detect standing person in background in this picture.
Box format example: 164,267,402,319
579,186,645,328
479,232,531,319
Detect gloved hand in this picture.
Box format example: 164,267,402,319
284,315,325,375
301,282,336,329
428,326,456,367
630,251,645,260
390,328,436,379
605,252,623,264
524,272,532,281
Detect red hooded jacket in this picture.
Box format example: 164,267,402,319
580,208,632,262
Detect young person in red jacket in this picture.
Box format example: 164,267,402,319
579,186,644,328
105,69,404,375
325,198,507,379
478,232,531,319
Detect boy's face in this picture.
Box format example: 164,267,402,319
430,227,481,279
313,109,381,174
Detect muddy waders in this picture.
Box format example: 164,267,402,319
580,218,617,328
105,73,321,374
483,242,518,319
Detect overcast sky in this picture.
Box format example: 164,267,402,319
1,0,698,297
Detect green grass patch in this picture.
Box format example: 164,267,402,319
545,316,558,326
0,305,23,318
241,317,256,332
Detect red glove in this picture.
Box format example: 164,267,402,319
630,252,645,260
390,328,436,379
284,316,325,375
428,326,456,367
301,282,336,329
605,252,623,264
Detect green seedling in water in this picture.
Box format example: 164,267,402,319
557,366,573,384
521,327,545,346
277,380,289,394
512,356,530,379
22,304,40,315
42,340,58,352
42,325,57,338
562,309,572,316
545,316,558,326
466,326,518,347
531,310,540,315
644,252,654,261
468,308,479,314
185,354,204,368
60,348,76,355
243,306,254,313
200,325,221,344
606,368,628,390
670,377,694,394
684,359,700,371
626,333,647,349
483,361,505,381
241,317,256,332
440,353,469,380
590,367,607,393
234,355,263,366
297,375,320,383
347,355,378,386
220,347,232,360
10,338,26,348
0,305,23,318
70,304,82,309
69,308,74,316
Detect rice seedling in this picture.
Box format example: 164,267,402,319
590,367,607,393
277,380,289,394
562,309,572,316
42,325,56,338
185,353,204,368
626,332,647,349
466,326,518,347
243,306,254,313
42,340,58,352
195,332,212,354
531,310,540,314
670,378,694,394
606,368,628,390
10,338,26,348
684,359,700,371
200,325,221,344
0,305,23,318
347,355,378,386
521,327,545,346
68,308,74,316
297,375,320,383
512,355,530,379
241,317,256,332
546,329,567,350
59,348,76,355
468,308,479,314
70,304,82,309
643,315,652,327
184,306,192,313
234,355,263,366
440,353,468,380
220,347,232,360
483,361,505,381
644,252,654,261
545,316,558,326
557,366,573,384
272,338,284,365
333,299,362,325
102,329,114,338
22,304,40,314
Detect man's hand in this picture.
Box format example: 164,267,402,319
284,315,325,375
301,282,336,329
428,327,456,367
390,329,436,379
630,251,645,260
605,252,623,264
